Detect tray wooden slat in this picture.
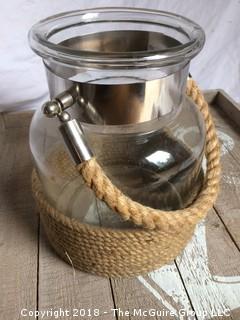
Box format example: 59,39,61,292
209,94,240,249
176,209,240,319
0,123,38,319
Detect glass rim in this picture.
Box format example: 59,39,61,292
29,7,205,68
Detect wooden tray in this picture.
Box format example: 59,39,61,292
0,90,240,319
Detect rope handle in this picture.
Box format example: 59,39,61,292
76,79,221,230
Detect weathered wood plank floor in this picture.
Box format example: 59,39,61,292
0,92,240,320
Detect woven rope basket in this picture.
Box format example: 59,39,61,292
32,79,221,277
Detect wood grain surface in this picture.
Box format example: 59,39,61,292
0,112,38,319
0,92,240,320
211,104,240,249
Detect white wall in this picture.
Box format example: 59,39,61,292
0,0,239,111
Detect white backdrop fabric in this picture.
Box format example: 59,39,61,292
0,0,239,111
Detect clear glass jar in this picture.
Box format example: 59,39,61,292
29,8,206,229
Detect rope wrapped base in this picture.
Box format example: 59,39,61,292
31,79,221,277
32,171,195,277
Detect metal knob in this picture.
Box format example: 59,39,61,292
42,100,62,118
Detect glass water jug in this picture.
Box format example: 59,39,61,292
29,8,206,229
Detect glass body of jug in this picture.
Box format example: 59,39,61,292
29,8,206,228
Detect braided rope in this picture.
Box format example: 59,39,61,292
32,79,221,277
77,79,221,231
